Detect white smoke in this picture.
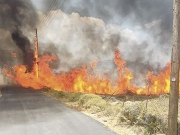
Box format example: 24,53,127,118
36,9,171,84
38,10,120,78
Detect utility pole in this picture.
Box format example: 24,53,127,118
168,0,180,134
35,28,39,78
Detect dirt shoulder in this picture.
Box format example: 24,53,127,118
43,89,168,135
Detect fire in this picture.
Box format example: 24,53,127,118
3,49,175,95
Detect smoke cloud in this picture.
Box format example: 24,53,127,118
59,0,173,83
0,0,38,71
0,0,173,85
38,11,120,81
35,0,173,85
0,0,38,84
60,0,173,66
61,0,173,43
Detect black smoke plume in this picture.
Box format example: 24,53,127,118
0,0,38,71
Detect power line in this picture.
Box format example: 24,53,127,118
38,0,59,30
39,0,65,34
38,0,66,35
37,0,59,30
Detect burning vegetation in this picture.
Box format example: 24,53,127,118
3,49,172,95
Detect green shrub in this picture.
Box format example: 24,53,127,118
78,94,100,105
121,101,145,125
103,105,121,117
143,114,167,135
44,89,83,102
78,94,108,113
66,92,83,102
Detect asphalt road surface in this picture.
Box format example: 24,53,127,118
0,86,117,135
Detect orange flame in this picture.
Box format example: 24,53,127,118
3,49,175,95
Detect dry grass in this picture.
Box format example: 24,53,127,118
44,89,173,135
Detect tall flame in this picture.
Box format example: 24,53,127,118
3,49,176,95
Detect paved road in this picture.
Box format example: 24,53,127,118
0,86,117,135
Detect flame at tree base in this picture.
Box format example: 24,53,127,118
3,50,175,95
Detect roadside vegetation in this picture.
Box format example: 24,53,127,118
44,89,172,135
